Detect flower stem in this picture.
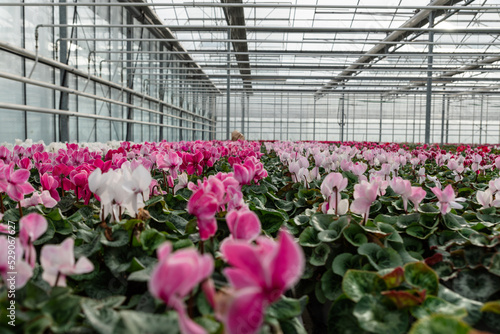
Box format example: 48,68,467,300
0,193,4,213
18,202,23,218
54,271,61,287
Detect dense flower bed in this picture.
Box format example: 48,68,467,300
1,139,500,333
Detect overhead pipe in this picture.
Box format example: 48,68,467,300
0,71,214,127
35,24,500,34
3,2,499,10
54,37,500,46
0,103,214,133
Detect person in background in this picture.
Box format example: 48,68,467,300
231,130,245,141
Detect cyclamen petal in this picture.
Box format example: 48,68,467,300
226,209,261,241
218,288,265,334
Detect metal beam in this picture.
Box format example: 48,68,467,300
221,0,252,92
3,2,498,10
315,0,466,98
425,11,435,144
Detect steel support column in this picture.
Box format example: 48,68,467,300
241,92,245,135
440,88,446,145
479,96,484,144
313,98,317,141
424,11,434,144
379,97,383,142
58,0,69,142
226,29,231,140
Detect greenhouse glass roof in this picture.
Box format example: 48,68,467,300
149,0,500,98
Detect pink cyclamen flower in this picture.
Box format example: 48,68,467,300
476,189,500,209
219,229,304,334
149,242,213,334
233,162,255,185
185,151,204,176
431,184,465,215
20,213,48,268
0,236,33,288
1,162,35,202
40,173,60,201
350,181,379,224
40,238,94,287
390,177,412,212
187,188,220,241
20,190,58,209
158,151,182,178
409,187,427,211
320,173,349,215
226,208,261,242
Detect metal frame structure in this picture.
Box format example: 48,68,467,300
1,0,500,144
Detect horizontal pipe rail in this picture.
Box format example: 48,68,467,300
89,50,500,57
0,41,222,118
56,37,500,46
36,24,500,34
2,3,499,10
0,71,214,127
0,103,214,133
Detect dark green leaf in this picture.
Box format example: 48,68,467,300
342,270,387,302
408,315,471,334
411,296,468,319
353,295,409,334
310,243,331,266
404,262,439,296
299,226,321,247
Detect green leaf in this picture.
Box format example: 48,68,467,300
381,267,405,289
267,296,307,320
311,214,335,231
104,247,132,275
140,229,166,253
411,296,468,319
74,233,103,258
127,265,154,282
100,229,129,247
42,294,81,333
299,226,321,247
293,215,310,226
438,285,483,325
408,315,471,334
115,310,180,334
358,243,403,271
332,253,366,277
278,317,308,334
274,199,295,212
344,223,368,246
317,216,350,242
321,269,343,301
33,220,55,245
353,295,409,334
148,203,169,223
481,301,500,314
375,214,399,226
442,213,469,230
404,262,439,296
406,225,437,240
342,270,387,302
396,213,420,229
450,269,500,302
419,203,440,214
23,316,52,334
489,253,500,276
328,295,368,334
165,214,189,234
257,209,286,234
377,222,403,243
310,243,331,266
